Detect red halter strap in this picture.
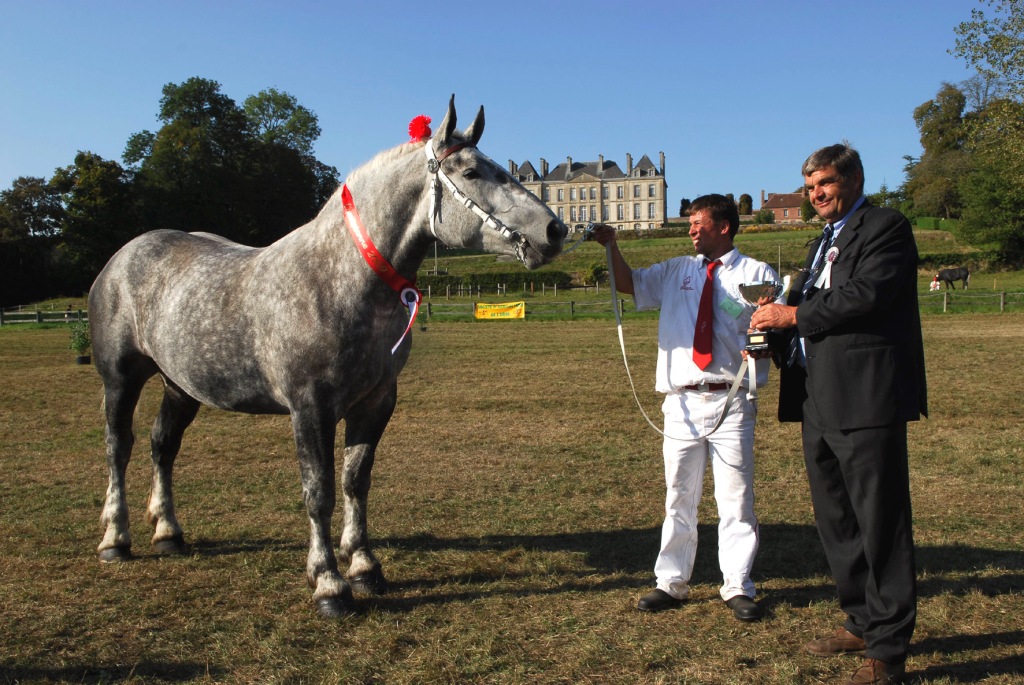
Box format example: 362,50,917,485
341,184,422,354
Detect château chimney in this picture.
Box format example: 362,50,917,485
598,154,604,177
626,153,633,175
566,156,572,180
540,158,548,177
659,151,665,175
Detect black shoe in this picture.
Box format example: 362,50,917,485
725,595,763,622
637,588,685,612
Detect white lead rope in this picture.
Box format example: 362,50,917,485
605,243,751,440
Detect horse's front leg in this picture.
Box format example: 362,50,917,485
146,381,200,555
292,406,355,618
339,382,397,596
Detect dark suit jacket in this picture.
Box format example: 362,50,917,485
777,202,928,429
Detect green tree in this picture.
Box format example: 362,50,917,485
0,177,64,306
244,88,321,155
951,0,1024,260
867,182,905,211
50,151,139,291
903,83,971,219
800,197,816,222
0,176,64,238
754,208,775,224
737,193,753,215
129,77,337,245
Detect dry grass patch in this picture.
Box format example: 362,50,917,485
1,314,1022,684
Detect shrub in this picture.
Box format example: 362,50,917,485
69,321,90,355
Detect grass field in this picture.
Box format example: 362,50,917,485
1,311,1022,684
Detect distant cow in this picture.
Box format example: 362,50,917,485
936,266,970,290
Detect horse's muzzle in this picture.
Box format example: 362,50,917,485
547,219,568,248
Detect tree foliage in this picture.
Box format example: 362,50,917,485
945,0,1024,261
244,88,321,155
0,77,339,306
128,77,338,245
737,193,753,215
50,152,139,293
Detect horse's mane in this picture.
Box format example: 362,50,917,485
345,140,427,187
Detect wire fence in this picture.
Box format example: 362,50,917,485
918,290,1024,313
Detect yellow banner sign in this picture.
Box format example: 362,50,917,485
474,301,526,319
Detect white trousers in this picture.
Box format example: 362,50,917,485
655,389,759,601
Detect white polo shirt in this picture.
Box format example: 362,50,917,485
632,248,781,394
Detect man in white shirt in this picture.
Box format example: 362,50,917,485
592,193,780,622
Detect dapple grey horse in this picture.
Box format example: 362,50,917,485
88,96,567,618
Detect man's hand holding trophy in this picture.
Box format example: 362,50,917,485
738,279,787,356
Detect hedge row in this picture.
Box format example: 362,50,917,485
918,250,1000,270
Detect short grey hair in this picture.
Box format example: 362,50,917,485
802,143,864,194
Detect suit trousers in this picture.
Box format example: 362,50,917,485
801,396,917,663
656,390,759,601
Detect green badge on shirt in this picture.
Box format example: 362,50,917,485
719,297,744,319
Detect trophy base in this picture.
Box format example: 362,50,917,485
745,331,770,353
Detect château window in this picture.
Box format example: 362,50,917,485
648,184,656,197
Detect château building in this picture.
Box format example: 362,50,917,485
508,152,667,231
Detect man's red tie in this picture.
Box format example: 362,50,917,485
692,259,721,370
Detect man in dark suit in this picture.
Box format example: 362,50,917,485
750,144,926,685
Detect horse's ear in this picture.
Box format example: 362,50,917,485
436,94,457,144
464,106,485,146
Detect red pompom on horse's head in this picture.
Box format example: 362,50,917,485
408,115,431,142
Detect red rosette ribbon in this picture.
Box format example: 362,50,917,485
408,115,432,142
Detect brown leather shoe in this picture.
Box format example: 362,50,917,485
804,627,867,656
842,658,905,685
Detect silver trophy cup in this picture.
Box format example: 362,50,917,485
737,281,784,352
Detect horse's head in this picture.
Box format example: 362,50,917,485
425,96,567,269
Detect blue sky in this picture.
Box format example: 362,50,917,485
2,0,978,216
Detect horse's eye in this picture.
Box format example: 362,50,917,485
463,169,480,180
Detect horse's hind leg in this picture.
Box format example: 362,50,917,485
146,379,200,555
339,384,397,596
98,377,148,563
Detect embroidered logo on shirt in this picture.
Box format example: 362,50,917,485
679,275,694,291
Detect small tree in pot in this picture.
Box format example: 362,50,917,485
69,321,91,364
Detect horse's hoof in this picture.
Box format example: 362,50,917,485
152,535,188,556
98,546,132,563
316,591,357,619
349,568,388,596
